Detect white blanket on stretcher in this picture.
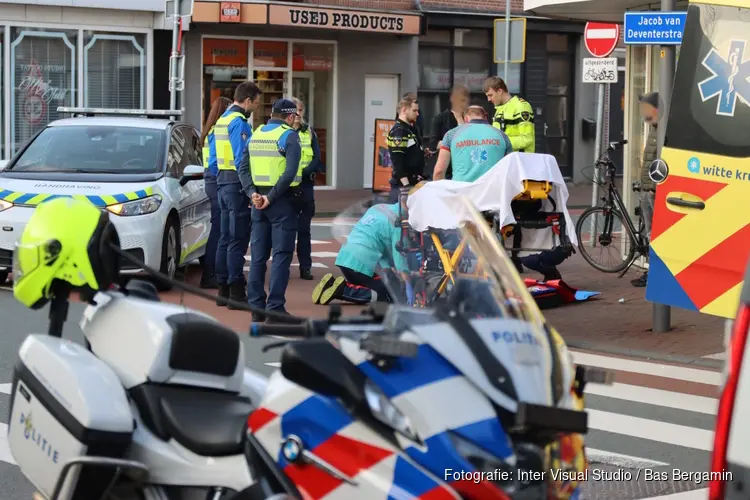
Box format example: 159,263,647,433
406,152,578,251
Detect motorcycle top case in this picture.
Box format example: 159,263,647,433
8,335,134,500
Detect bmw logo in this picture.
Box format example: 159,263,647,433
281,435,304,462
687,157,700,173
648,159,669,184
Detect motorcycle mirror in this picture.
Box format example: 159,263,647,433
280,339,369,411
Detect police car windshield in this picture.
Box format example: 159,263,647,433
9,126,165,174
332,195,547,328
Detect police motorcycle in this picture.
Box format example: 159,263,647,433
7,195,610,500
6,197,275,500
242,197,613,499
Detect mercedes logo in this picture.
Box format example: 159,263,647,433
648,159,669,184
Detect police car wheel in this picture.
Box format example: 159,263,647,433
156,218,179,291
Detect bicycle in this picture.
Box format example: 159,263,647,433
575,139,652,276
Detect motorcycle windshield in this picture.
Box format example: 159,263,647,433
332,194,547,332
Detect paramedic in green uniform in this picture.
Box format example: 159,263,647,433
432,103,512,182
312,201,409,306
483,76,536,153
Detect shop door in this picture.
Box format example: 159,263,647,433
524,34,576,178
292,72,315,126
363,75,399,188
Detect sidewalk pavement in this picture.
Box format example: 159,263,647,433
544,252,725,368
314,181,621,216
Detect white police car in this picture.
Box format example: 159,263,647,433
0,108,210,290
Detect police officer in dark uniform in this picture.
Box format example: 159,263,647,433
292,97,324,281
237,99,302,323
387,95,425,203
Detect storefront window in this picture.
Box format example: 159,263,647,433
456,29,489,48
253,41,289,130
1,30,4,160
454,48,489,94
202,38,249,125
83,32,145,109
292,42,334,186
667,4,750,157
627,45,648,187
10,28,77,156
418,46,451,91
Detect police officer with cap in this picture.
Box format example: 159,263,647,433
239,98,302,322
214,81,262,308
291,97,324,281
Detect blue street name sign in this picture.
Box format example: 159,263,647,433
623,12,687,45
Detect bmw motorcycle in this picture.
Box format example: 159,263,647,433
244,197,610,499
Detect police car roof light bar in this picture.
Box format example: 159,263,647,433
56,107,183,119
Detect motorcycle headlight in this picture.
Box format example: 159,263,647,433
0,199,13,212
364,380,420,442
106,195,162,217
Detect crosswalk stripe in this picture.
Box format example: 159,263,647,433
585,382,717,415
0,423,15,465
588,408,714,451
652,489,708,499
572,351,721,386
0,383,10,395
585,448,668,468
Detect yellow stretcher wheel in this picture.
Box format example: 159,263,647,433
501,225,515,238
514,180,552,201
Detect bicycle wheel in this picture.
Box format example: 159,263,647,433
575,206,637,273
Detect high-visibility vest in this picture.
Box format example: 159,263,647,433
214,111,245,171
248,124,302,187
298,128,314,172
202,127,213,167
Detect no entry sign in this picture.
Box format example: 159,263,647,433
584,22,620,58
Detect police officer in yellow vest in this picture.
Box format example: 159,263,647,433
214,81,262,308
483,76,536,153
237,98,303,322
291,97,324,281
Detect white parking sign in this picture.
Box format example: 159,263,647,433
582,57,618,84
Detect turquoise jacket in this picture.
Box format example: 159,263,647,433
441,119,512,182
335,203,407,277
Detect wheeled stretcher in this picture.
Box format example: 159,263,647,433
401,153,580,305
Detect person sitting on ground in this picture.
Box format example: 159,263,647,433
312,186,421,305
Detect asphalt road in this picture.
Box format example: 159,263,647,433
0,223,716,499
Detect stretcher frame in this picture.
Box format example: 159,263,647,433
398,180,573,304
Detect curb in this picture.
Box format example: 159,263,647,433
565,339,724,371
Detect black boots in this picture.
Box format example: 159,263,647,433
200,274,219,289
227,280,247,310
216,283,229,307
300,268,313,280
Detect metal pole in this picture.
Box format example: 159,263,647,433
588,83,605,246
503,0,510,81
169,0,179,110
653,0,676,333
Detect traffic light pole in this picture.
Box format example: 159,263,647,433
653,0,675,333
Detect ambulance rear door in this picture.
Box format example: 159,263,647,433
646,1,750,318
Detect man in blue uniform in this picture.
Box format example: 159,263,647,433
215,81,262,308
239,99,302,323
292,97,324,281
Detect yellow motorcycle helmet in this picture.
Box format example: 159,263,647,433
13,197,121,309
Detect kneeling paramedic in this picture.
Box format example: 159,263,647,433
312,193,414,306
215,81,261,308
239,99,302,322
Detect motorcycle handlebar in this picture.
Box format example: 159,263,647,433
249,319,329,338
